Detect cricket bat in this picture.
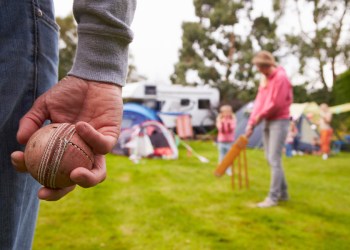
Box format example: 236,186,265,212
214,135,248,177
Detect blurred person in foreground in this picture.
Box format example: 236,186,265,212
245,51,293,208
216,105,237,175
0,1,136,249
319,103,333,160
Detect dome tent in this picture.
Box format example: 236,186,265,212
122,102,162,129
112,120,178,160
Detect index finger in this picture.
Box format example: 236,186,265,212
11,151,27,172
17,96,49,144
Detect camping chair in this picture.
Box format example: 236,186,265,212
176,115,194,139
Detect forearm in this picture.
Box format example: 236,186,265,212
69,0,137,86
248,93,262,126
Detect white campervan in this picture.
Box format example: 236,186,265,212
122,81,220,131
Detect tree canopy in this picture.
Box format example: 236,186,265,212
57,15,77,80
172,0,350,108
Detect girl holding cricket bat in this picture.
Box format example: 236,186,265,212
216,105,237,175
245,51,293,208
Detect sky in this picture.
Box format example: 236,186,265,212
53,1,347,87
53,1,276,84
53,0,198,84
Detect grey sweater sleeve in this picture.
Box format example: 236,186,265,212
68,0,136,86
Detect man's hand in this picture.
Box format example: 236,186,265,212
11,76,123,201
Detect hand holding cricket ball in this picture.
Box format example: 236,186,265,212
24,123,94,189
11,76,122,201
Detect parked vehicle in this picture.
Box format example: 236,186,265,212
122,81,220,132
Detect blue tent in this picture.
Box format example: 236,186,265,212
235,102,264,148
122,103,162,129
235,101,320,151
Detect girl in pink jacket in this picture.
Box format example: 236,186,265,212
216,105,237,167
245,51,293,208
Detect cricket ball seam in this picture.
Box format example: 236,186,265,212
66,141,94,164
39,123,76,188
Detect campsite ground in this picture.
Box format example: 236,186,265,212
33,141,350,250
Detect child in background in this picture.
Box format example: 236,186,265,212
285,119,298,157
216,105,236,175
319,103,333,160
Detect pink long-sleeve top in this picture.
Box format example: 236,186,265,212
217,117,236,143
248,66,293,126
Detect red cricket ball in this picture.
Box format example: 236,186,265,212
24,123,94,189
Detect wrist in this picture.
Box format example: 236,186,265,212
65,75,122,95
255,115,261,124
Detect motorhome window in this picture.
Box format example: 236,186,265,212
145,86,157,95
155,101,163,111
180,99,190,106
198,99,210,109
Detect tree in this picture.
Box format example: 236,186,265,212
171,0,285,109
332,69,350,105
56,15,77,80
284,0,350,102
293,83,311,103
172,0,350,107
331,70,350,133
126,53,147,83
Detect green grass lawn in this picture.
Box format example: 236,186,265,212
33,141,350,250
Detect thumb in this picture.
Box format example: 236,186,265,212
17,96,49,144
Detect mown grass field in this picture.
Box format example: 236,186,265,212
33,141,350,250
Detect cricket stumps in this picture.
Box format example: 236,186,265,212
214,135,249,189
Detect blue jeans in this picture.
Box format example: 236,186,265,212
285,143,293,157
217,142,234,163
263,120,289,202
0,1,59,249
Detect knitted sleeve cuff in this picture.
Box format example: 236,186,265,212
68,32,129,86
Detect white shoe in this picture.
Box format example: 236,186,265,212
225,168,232,176
322,154,328,160
257,197,277,208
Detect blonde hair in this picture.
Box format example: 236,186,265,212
220,105,232,113
252,50,276,66
253,51,277,88
218,105,235,120
259,75,268,88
